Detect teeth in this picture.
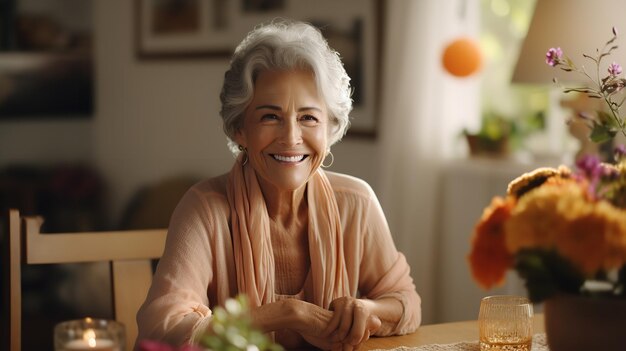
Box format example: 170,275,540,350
273,154,305,162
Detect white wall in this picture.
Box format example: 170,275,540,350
0,0,379,224
0,119,92,167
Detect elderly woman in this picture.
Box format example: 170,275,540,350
136,20,421,350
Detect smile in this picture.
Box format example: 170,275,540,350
271,154,308,163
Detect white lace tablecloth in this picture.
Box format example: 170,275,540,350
371,333,548,351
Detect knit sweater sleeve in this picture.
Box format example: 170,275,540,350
329,172,421,336
136,186,217,346
356,182,422,336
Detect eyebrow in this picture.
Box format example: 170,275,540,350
254,104,323,113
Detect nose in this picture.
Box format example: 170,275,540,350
279,117,302,146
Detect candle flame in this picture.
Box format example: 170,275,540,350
83,329,97,348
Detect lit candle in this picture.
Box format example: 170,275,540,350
63,329,118,351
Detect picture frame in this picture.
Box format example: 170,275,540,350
135,0,383,137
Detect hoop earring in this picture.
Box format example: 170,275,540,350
321,151,334,168
238,146,248,166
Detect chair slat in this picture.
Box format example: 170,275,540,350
113,259,155,351
24,216,166,264
4,209,167,351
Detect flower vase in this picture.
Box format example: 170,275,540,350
544,294,626,351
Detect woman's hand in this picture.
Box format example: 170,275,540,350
288,300,338,350
283,299,373,350
250,299,337,349
324,297,382,347
250,298,382,350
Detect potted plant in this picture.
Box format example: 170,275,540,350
463,111,544,158
463,112,514,157
468,27,626,351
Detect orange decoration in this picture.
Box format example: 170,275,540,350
442,37,482,77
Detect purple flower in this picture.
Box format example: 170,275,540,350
545,47,563,66
576,154,601,173
576,154,603,180
608,62,623,76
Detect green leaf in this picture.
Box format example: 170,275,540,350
198,294,284,351
597,110,619,128
514,250,585,303
589,122,617,143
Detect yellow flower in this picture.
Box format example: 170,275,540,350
557,201,626,275
506,179,626,276
504,180,582,253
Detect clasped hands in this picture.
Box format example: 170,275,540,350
294,297,382,351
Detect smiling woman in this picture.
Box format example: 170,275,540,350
135,20,421,350
234,69,329,193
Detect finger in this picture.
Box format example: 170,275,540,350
343,342,354,351
367,315,382,334
358,329,371,346
324,297,348,336
325,298,349,338
323,306,342,337
333,301,354,342
331,342,343,351
347,303,368,345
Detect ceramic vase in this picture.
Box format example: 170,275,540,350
544,294,626,351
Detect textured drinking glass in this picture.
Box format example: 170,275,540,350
54,318,125,351
479,295,533,351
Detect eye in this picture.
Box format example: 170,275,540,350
300,114,319,124
260,114,280,122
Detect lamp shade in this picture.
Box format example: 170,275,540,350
512,0,626,85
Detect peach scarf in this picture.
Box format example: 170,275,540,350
227,156,349,308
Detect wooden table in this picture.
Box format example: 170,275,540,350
362,314,545,350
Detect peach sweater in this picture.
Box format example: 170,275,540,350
136,163,421,346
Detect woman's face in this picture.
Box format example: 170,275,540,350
235,69,329,192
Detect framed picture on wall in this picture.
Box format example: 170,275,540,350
0,0,94,119
135,0,383,137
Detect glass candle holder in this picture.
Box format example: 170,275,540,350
54,318,125,351
478,295,533,351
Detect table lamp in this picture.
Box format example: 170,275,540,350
511,0,626,161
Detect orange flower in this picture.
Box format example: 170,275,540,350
505,180,581,253
468,196,515,289
557,201,626,275
505,179,626,276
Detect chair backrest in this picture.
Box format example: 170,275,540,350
2,209,167,351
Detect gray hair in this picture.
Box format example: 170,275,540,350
220,20,353,154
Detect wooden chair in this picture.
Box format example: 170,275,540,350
2,209,167,351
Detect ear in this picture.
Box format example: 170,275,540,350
233,129,247,149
